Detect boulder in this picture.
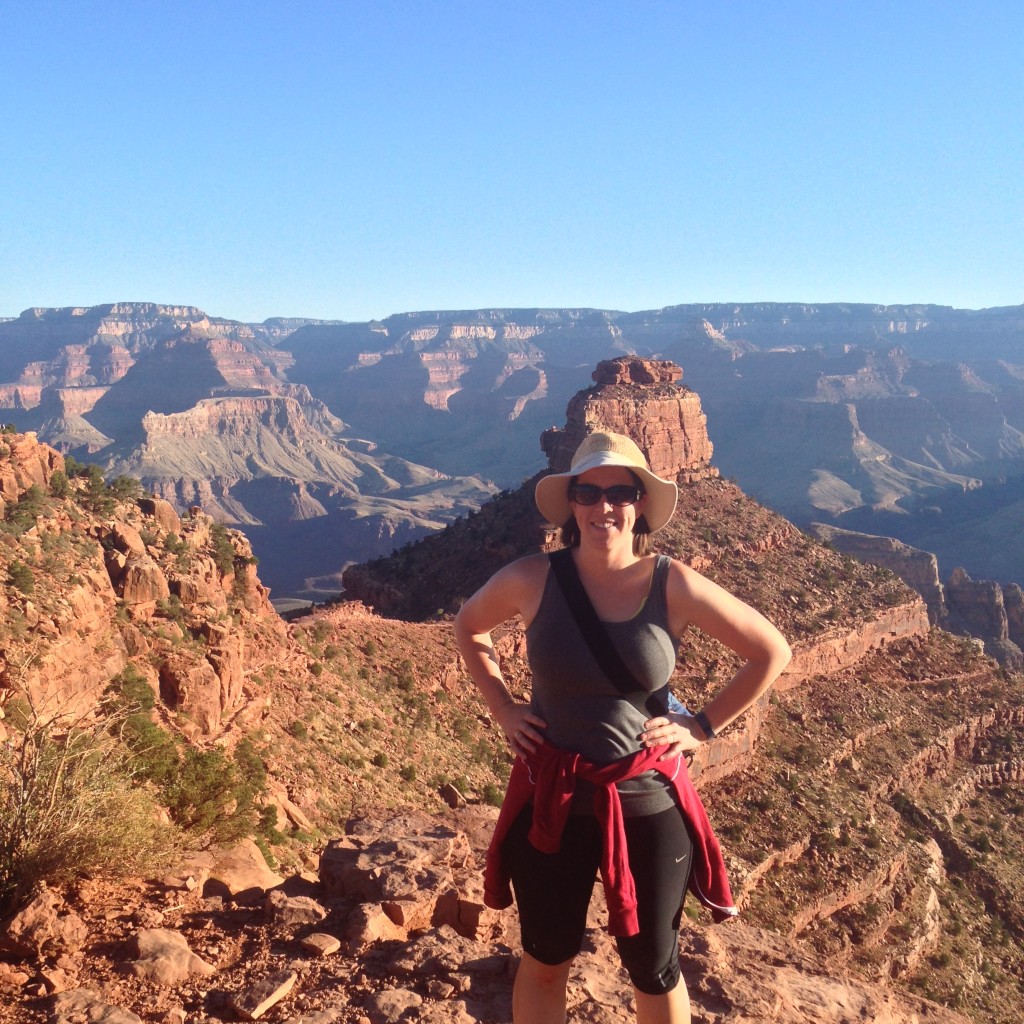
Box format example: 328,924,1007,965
265,890,327,929
138,496,182,534
206,839,284,900
299,932,341,957
0,889,88,958
321,813,503,944
110,522,146,557
158,655,223,734
120,555,170,608
363,988,422,1023
52,988,144,1024
130,928,216,985
230,969,297,1020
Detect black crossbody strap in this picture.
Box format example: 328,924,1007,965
548,549,642,696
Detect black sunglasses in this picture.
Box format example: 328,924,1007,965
569,483,644,507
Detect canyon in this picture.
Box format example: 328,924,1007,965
0,357,1020,1022
2,301,1024,606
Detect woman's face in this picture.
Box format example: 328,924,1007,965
570,466,647,549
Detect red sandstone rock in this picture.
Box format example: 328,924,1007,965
109,522,146,558
540,357,716,483
130,928,215,985
0,433,63,508
206,839,284,897
157,654,227,734
120,555,170,608
137,496,181,534
591,357,682,386
1,889,88,958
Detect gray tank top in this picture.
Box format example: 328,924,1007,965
526,554,680,816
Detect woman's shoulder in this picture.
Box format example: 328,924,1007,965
504,550,550,574
457,553,550,631
480,552,549,597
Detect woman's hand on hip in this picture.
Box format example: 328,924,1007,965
641,713,705,760
493,702,547,757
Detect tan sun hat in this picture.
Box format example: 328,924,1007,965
535,431,679,532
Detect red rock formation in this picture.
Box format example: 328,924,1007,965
138,496,181,534
0,433,63,507
540,357,717,483
777,599,930,691
120,555,171,612
811,524,948,624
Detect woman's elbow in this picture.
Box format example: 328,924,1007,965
751,631,791,677
454,607,476,648
770,634,792,674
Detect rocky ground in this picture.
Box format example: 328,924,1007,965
0,804,976,1024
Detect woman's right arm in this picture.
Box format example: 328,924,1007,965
454,557,548,756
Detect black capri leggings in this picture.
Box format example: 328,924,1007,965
502,802,693,995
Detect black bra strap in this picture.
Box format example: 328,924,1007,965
548,549,642,696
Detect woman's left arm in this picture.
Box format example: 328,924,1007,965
642,560,791,756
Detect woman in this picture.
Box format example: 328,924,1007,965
455,431,791,1024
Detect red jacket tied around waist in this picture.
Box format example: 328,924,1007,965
483,740,738,937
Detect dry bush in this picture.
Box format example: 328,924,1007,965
0,697,179,915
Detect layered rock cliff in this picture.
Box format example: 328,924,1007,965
810,523,1024,667
5,300,1024,600
540,357,717,483
343,357,723,617
0,307,496,602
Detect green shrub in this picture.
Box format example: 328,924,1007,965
49,471,70,498
210,524,236,575
163,745,260,845
164,532,188,555
109,665,155,712
123,713,178,784
258,804,286,846
7,561,34,595
109,475,144,501
372,752,389,768
399,764,417,783
5,486,46,535
156,595,186,623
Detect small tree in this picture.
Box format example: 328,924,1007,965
49,470,70,498
7,561,34,595
210,523,237,576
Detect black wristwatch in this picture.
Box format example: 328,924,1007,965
693,709,716,740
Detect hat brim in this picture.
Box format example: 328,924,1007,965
535,451,678,533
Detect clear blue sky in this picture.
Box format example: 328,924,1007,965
2,0,1021,323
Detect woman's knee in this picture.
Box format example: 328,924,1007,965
621,952,681,995
517,951,574,988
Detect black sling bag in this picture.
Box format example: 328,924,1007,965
547,548,642,696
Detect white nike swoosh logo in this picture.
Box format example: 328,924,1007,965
675,855,687,863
